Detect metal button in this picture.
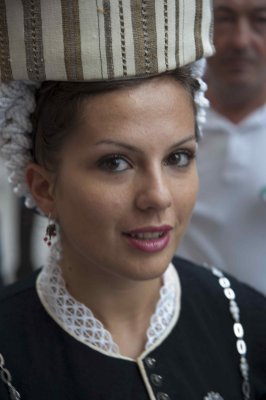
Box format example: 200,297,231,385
211,267,223,278
240,357,249,380
224,288,235,300
219,277,230,288
233,322,244,338
229,300,240,321
145,357,156,368
237,339,247,355
157,392,170,400
150,373,163,386
242,380,251,398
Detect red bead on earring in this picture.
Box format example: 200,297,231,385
43,215,57,246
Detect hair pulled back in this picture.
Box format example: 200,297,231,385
31,66,199,171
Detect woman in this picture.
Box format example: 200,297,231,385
0,1,265,399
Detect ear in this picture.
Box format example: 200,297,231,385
25,163,56,216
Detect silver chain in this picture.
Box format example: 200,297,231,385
0,353,21,400
211,266,251,400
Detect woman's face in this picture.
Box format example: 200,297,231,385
53,77,198,282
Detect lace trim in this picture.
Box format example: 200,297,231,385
36,244,179,357
145,264,177,349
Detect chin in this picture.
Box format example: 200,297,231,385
119,251,174,282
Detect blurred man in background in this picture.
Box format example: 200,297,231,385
178,0,266,295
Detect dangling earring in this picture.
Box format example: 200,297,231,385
43,214,57,246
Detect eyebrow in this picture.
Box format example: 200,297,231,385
215,6,234,12
253,7,266,13
94,134,196,154
215,5,266,13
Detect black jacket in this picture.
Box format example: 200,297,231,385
0,257,265,400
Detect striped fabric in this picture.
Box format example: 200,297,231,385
0,0,214,82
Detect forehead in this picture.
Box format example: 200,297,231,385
214,0,266,12
60,77,195,159
81,77,194,131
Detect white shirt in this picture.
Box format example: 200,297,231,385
178,105,266,296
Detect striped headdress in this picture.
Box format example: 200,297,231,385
0,0,214,82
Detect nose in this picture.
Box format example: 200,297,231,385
231,18,253,50
135,168,172,212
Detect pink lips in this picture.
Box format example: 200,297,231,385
123,225,172,253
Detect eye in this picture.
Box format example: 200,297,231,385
253,15,266,27
215,16,233,23
214,14,235,25
98,154,131,172
165,150,195,168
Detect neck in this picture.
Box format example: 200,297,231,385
59,254,162,359
206,82,266,124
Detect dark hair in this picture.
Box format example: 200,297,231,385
31,66,200,171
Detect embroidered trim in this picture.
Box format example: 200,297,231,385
141,0,150,74
0,1,12,81
164,0,169,70
23,0,45,81
146,268,176,349
30,0,39,78
119,0,127,76
36,243,178,358
211,267,250,400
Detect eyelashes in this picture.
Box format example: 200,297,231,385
97,154,132,172
97,149,196,173
164,150,196,168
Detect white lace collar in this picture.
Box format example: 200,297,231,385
36,244,181,359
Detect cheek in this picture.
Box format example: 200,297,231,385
55,177,127,233
185,180,198,213
213,33,229,51
257,39,266,56
174,172,199,216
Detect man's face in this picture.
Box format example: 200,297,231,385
208,0,266,91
